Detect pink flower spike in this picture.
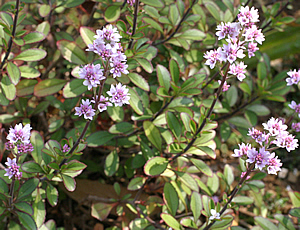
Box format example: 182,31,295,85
289,101,300,117
74,99,96,120
232,143,251,158
286,69,300,86
218,80,230,92
107,83,130,107
267,152,282,175
262,117,287,136
7,123,32,144
78,64,105,90
246,147,271,170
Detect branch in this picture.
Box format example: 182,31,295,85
169,62,230,163
203,163,255,230
153,0,198,46
0,0,20,71
128,0,140,49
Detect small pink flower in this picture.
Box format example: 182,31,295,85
232,143,251,158
246,147,271,170
7,123,32,144
74,99,96,120
228,62,247,81
267,152,282,175
286,69,300,86
107,83,130,107
262,117,287,136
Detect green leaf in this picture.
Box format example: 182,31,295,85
157,64,171,91
177,171,198,192
128,73,150,91
36,21,50,36
19,66,40,79
207,173,219,194
38,4,51,17
161,213,183,230
57,40,87,65
191,192,202,221
16,79,37,97
6,62,20,85
166,112,181,140
257,62,267,79
232,196,254,205
34,79,66,97
247,104,270,116
140,0,163,7
163,182,178,216
32,190,45,228
107,106,124,122
225,85,238,107
220,122,231,141
80,26,95,46
169,4,179,26
190,158,212,177
1,75,16,100
143,121,162,151
21,161,45,174
128,87,144,115
180,217,198,229
86,131,116,147
143,17,163,33
104,150,119,176
127,177,146,191
109,122,135,134
18,178,39,200
0,178,9,194
63,79,86,98
104,5,121,23
32,101,50,115
91,202,115,221
289,208,300,218
0,114,16,123
255,217,279,230
48,119,64,133
169,59,180,83
61,174,76,192
14,202,33,215
23,32,46,44
64,0,85,7
228,116,250,129
204,2,221,21
178,29,206,40
61,160,87,177
144,156,168,176
135,58,153,73
129,218,150,230
16,211,37,230
30,131,44,164
46,183,58,207
14,48,47,61
274,214,295,230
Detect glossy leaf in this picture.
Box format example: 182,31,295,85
16,211,37,230
61,174,76,192
190,158,212,177
80,26,95,46
128,87,144,115
191,192,202,221
21,161,45,174
104,150,119,176
46,183,58,207
19,66,40,79
23,31,46,44
6,62,20,85
157,64,171,91
57,40,87,65
144,156,168,176
161,213,183,230
128,73,149,91
86,131,116,147
143,121,162,151
14,202,33,215
163,182,178,216
18,178,39,200
104,5,121,23
91,202,115,221
14,48,47,61
16,79,37,97
1,75,16,100
34,79,66,97
255,217,279,230
32,190,46,228
127,177,146,191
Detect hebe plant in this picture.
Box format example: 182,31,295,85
0,0,300,229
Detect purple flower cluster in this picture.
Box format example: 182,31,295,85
4,123,34,180
289,101,300,118
86,25,128,79
204,6,265,88
74,25,130,120
4,158,22,180
286,69,300,86
233,117,299,175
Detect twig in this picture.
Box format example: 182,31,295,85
215,96,259,121
0,0,20,71
169,62,230,163
261,0,291,32
128,0,139,49
203,163,255,230
153,0,198,46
